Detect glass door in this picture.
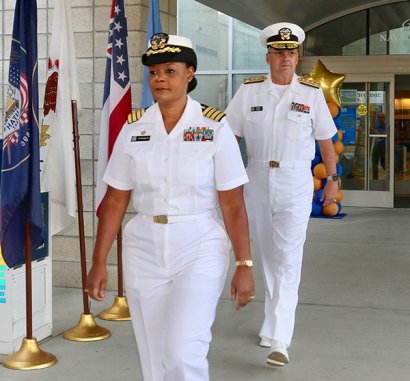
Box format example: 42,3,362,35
394,75,410,207
338,76,394,207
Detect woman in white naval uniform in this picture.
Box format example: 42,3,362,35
225,23,338,366
87,33,255,381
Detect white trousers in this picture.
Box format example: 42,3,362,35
245,166,313,346
122,213,229,381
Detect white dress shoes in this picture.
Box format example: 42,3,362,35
266,341,289,366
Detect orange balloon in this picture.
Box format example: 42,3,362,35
323,203,339,216
313,163,327,179
334,140,344,154
313,176,322,192
327,102,339,118
337,129,343,141
336,190,343,203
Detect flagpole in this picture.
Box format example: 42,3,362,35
117,230,123,296
2,220,57,370
63,100,111,342
98,228,130,321
97,0,131,322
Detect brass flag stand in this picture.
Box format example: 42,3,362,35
98,229,131,321
3,220,57,370
63,100,110,341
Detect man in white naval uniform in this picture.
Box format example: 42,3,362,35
225,22,339,366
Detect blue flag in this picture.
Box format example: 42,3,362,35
0,0,44,268
140,0,162,108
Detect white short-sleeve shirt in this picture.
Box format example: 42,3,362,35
104,97,249,216
225,73,337,162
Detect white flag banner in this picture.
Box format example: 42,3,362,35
40,0,79,235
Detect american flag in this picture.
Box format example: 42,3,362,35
95,0,132,215
2,132,19,150
7,66,29,126
2,62,29,153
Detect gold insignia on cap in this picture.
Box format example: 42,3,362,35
279,28,292,41
150,33,169,50
146,47,182,56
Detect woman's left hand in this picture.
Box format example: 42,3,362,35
231,267,255,311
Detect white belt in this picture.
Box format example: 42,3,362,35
139,210,215,224
248,159,311,169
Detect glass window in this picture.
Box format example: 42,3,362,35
191,74,228,110
304,11,366,56
369,3,410,55
232,73,267,95
305,2,410,56
232,19,266,70
178,0,229,71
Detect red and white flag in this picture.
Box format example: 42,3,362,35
40,0,79,235
95,0,132,216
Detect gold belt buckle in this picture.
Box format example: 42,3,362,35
269,160,280,168
153,215,168,224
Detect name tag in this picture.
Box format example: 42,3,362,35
131,135,150,142
251,106,263,112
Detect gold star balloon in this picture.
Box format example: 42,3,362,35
305,60,346,108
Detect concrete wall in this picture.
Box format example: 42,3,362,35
0,0,177,289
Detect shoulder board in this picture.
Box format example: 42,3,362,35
127,108,147,124
201,104,225,122
244,76,267,84
298,76,320,89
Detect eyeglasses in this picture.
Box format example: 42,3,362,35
268,50,298,57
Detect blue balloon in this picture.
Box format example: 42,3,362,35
311,154,321,168
314,189,324,205
336,163,343,176
315,142,321,155
331,131,339,143
334,115,344,130
337,203,342,214
311,201,322,215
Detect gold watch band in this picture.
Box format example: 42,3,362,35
235,259,253,268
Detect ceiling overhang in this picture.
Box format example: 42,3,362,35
194,0,405,31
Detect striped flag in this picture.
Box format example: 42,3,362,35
40,0,79,235
140,0,162,108
95,0,132,215
0,0,43,268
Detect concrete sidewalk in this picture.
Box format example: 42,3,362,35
1,206,410,380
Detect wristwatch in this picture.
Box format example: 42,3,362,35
326,174,339,181
236,259,253,268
